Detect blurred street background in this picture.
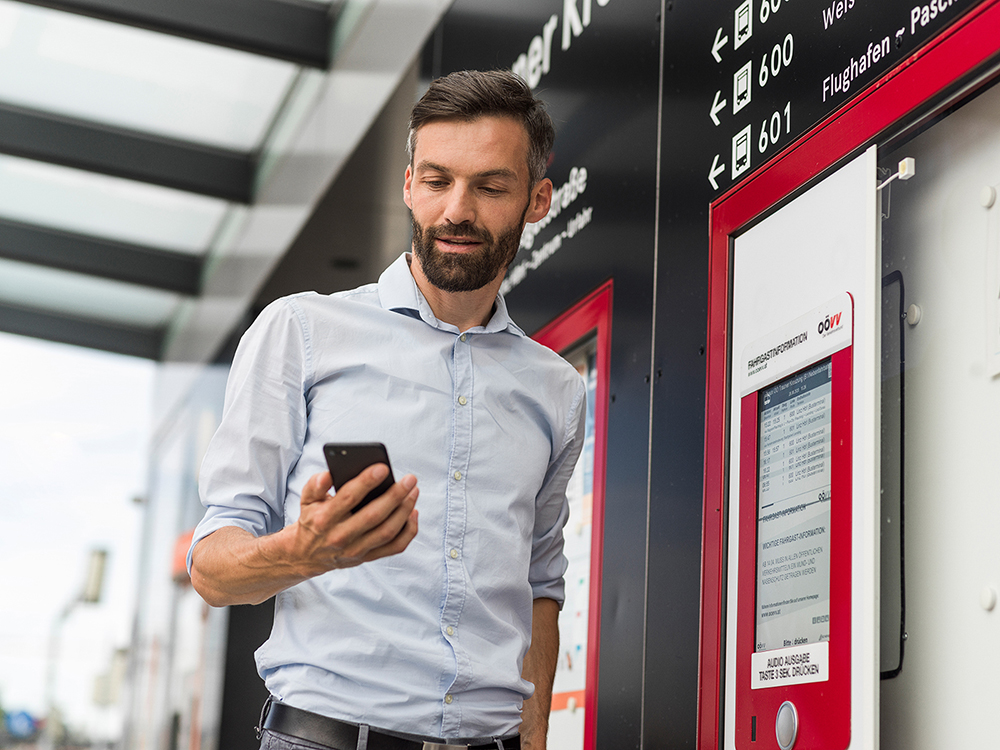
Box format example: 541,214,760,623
0,331,153,748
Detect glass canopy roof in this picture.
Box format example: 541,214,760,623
0,154,230,253
0,257,181,328
0,0,331,356
0,0,299,150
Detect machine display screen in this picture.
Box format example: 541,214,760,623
755,359,832,652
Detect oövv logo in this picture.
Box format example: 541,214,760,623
817,311,843,336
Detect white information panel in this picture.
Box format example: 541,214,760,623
724,148,879,750
548,343,597,749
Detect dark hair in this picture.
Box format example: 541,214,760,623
407,70,555,185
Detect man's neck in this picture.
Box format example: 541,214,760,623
407,253,503,332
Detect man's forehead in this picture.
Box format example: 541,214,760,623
411,115,531,171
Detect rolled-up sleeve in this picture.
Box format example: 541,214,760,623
528,376,587,607
187,298,312,572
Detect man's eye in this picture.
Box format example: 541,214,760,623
480,187,504,196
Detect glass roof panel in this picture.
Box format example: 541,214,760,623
0,0,298,150
0,258,181,329
0,155,228,255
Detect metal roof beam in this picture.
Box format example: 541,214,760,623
0,218,202,296
0,301,164,360
15,0,335,69
0,102,255,203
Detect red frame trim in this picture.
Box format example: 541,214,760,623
699,2,1000,747
533,280,613,750
735,347,853,750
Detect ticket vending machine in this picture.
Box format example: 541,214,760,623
699,5,1000,748
735,297,855,750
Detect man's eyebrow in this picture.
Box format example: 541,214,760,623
416,161,518,180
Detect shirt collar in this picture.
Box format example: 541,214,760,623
377,252,524,337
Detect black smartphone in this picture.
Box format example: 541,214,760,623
322,442,395,513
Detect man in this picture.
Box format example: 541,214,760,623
189,70,585,750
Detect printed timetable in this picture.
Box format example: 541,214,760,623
756,359,832,653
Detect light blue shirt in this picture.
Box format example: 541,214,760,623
191,253,586,739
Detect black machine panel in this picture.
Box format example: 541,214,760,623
424,0,987,748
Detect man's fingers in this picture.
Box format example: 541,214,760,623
329,463,392,513
320,502,418,569
363,507,419,563
297,470,418,568
300,471,334,505
351,486,419,558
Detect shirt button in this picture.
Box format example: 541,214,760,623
450,549,459,559
445,694,453,704
446,626,455,636
458,396,467,406
460,334,467,342
453,470,462,481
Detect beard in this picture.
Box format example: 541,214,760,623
411,207,527,293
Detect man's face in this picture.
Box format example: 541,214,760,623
404,116,551,293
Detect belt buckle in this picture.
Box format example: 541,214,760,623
421,744,467,750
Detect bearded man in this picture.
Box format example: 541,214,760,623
189,69,585,750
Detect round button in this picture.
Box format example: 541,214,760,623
446,626,455,636
449,549,459,559
460,334,467,342
982,586,997,611
453,470,462,481
458,396,467,406
444,694,453,704
775,701,798,750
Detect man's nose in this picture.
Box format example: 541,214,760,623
443,188,476,226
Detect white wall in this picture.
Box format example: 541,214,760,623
879,80,1000,749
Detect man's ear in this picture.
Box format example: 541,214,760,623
403,165,414,210
525,178,553,224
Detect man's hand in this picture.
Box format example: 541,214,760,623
292,464,420,574
190,466,419,606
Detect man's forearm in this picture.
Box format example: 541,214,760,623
190,526,311,606
521,597,560,749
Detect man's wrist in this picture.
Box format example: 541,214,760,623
251,525,318,582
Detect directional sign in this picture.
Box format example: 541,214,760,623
711,26,728,63
6,711,37,739
700,0,979,195
733,60,752,114
710,90,727,126
708,154,726,190
734,0,753,50
731,124,751,180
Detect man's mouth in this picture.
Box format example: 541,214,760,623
435,236,483,251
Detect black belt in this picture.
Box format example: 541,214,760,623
260,699,521,750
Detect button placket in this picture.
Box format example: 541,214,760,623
439,332,475,737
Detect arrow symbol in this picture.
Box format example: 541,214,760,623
711,27,729,63
709,154,725,190
710,90,727,126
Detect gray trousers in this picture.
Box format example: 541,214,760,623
260,729,341,750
